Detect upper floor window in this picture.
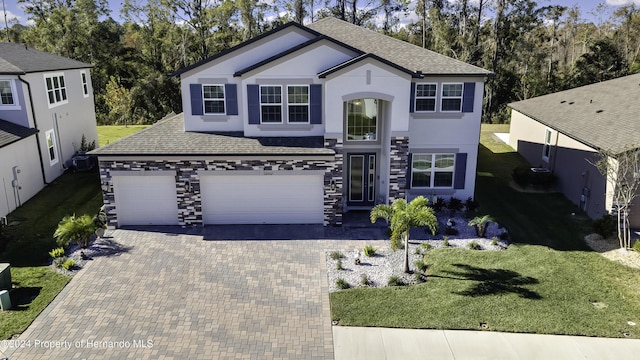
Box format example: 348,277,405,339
411,153,455,188
203,85,225,114
287,85,309,123
346,98,377,141
415,83,437,112
260,85,282,123
0,80,15,105
80,70,89,97
45,73,68,107
441,83,463,112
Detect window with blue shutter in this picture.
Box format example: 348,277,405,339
247,84,260,124
189,84,203,115
310,84,322,124
462,82,475,113
454,153,467,189
225,84,238,115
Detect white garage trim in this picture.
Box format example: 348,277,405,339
200,172,324,224
113,175,179,226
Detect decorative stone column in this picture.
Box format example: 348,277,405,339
324,138,343,226
389,136,409,201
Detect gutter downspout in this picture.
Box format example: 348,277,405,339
550,130,559,174
18,75,48,185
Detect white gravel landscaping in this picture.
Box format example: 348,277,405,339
327,216,509,292
51,233,129,276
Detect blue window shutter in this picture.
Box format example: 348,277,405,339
225,84,238,115
190,84,203,115
407,153,413,189
310,84,322,124
247,84,260,124
409,83,415,113
454,153,467,189
462,82,475,113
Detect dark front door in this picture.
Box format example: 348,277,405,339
347,153,376,206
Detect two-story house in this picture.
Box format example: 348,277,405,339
0,43,99,219
91,17,491,228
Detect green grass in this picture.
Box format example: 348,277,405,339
0,267,70,339
97,125,149,147
330,123,640,338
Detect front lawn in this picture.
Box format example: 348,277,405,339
330,124,640,338
97,125,149,147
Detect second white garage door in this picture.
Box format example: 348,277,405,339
113,175,179,226
201,174,324,224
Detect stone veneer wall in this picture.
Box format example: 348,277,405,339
99,157,341,228
323,138,343,226
388,136,409,201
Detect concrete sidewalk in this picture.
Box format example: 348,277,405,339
333,327,640,360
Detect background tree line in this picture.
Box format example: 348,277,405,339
7,0,640,125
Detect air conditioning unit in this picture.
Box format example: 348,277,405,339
72,155,97,172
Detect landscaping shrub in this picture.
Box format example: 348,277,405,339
465,197,480,213
360,274,369,286
53,257,67,268
414,259,427,272
61,259,76,270
336,259,343,270
633,240,640,253
468,240,481,250
414,272,425,283
432,197,447,212
49,247,65,259
491,237,499,246
443,236,450,247
336,278,350,289
447,197,464,214
330,251,343,260
468,215,494,238
420,243,432,251
54,214,97,248
387,275,404,286
363,245,376,257
593,215,616,238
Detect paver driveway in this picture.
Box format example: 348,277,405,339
4,228,381,359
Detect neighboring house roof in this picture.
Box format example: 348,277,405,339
0,43,92,75
307,17,492,76
0,119,38,149
509,73,640,154
89,113,334,157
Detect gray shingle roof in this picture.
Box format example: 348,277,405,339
509,73,640,154
0,119,38,149
90,113,334,156
307,17,491,76
0,43,92,74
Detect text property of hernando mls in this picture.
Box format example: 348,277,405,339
1,339,154,350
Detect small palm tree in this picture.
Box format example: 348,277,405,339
468,215,494,238
370,196,438,273
54,214,96,248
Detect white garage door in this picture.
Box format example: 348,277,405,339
113,175,179,226
201,174,324,224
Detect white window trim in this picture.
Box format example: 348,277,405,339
44,72,68,108
0,78,21,110
80,70,89,98
202,84,226,115
542,128,553,163
45,129,59,166
259,85,283,124
414,83,438,112
440,82,463,112
411,153,456,189
286,85,310,124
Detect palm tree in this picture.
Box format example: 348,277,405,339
468,215,494,238
370,196,438,273
54,214,97,248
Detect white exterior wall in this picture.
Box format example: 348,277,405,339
324,61,412,134
180,27,316,132
0,76,31,128
0,136,45,218
23,69,98,183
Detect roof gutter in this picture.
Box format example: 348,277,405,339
18,75,48,185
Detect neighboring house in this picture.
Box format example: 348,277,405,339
91,17,491,228
0,43,98,219
508,73,640,226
